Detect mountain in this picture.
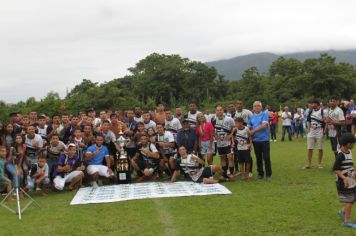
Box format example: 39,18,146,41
206,49,356,80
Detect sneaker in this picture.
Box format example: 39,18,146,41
338,210,345,220
36,187,42,191
343,222,356,228
91,181,99,188
270,139,273,142
274,140,277,142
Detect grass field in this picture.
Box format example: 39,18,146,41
1,137,356,235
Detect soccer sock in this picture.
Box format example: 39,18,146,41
229,167,234,175
222,166,228,177
164,168,172,177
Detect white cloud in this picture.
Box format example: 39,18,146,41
1,0,356,102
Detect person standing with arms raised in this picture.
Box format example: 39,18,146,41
247,101,272,180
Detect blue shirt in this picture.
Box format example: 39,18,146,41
248,111,270,142
86,144,109,165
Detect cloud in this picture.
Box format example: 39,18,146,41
1,0,356,102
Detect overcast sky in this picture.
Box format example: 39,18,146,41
1,0,356,103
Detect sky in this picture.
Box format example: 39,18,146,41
1,0,356,103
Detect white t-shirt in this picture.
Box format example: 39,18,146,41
164,118,182,140
282,112,292,126
308,109,324,137
25,134,44,149
134,116,144,123
144,120,157,132
235,109,253,124
157,131,176,154
327,106,345,137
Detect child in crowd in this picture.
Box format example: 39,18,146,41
232,117,252,180
26,156,50,196
333,133,356,228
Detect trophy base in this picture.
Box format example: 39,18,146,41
117,171,131,184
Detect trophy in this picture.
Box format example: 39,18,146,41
115,123,131,184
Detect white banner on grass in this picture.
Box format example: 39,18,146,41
70,181,231,205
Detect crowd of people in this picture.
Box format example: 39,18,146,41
0,97,356,228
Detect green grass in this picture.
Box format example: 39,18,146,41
1,137,356,235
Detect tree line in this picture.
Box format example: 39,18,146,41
1,53,355,121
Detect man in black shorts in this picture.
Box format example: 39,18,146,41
212,105,235,179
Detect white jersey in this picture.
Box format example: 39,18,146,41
308,109,324,137
164,118,182,140
178,154,203,182
187,111,202,128
212,116,235,147
234,109,253,124
234,127,250,151
327,106,345,138
157,131,176,154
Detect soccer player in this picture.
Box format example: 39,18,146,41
232,117,252,180
131,135,160,181
212,105,235,179
156,123,176,177
169,146,223,184
333,133,356,228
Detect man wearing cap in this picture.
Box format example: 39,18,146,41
85,135,114,187
176,118,197,154
53,144,84,191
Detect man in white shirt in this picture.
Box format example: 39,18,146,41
305,100,325,169
143,111,157,132
325,97,345,157
281,106,292,141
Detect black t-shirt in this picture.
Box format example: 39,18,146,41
332,150,356,193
